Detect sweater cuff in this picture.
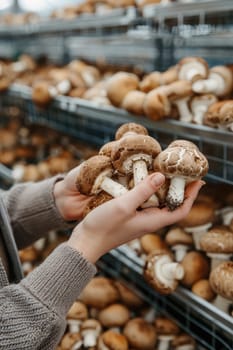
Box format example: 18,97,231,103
21,243,97,317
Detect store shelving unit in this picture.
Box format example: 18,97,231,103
0,1,233,349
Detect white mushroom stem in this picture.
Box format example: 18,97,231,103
12,164,25,182
167,176,186,209
67,319,82,334
100,176,128,197
12,61,26,73
192,72,225,95
133,160,159,207
212,295,232,313
33,238,46,251
161,262,184,281
220,207,233,226
179,62,207,82
157,335,175,350
192,103,210,124
207,253,232,271
173,97,193,123
184,222,213,250
127,238,142,256
172,244,190,262
22,262,33,274
56,79,71,94
82,331,99,347
71,340,83,350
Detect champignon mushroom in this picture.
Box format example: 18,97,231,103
79,277,119,309
98,303,130,328
122,90,146,115
171,333,196,350
106,72,139,107
181,251,210,288
200,227,233,271
204,100,233,131
75,155,128,198
111,134,161,207
140,233,168,257
114,281,143,308
192,66,233,97
115,122,148,141
98,330,128,350
60,332,83,350
67,301,88,333
210,261,233,313
190,94,218,124
153,140,208,210
140,66,178,93
143,87,172,121
165,227,193,262
80,319,102,347
144,249,184,294
32,81,57,106
123,318,157,350
191,279,216,302
177,56,209,82
155,317,180,350
178,201,215,250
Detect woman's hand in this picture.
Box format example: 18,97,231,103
53,165,92,222
67,172,204,263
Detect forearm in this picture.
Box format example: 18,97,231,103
1,177,73,249
0,244,96,349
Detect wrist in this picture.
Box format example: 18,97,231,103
53,178,68,221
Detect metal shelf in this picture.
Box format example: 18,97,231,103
98,245,233,350
1,84,232,186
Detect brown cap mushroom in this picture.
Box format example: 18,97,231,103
143,87,171,121
122,90,146,115
123,318,157,350
112,134,161,207
140,233,168,255
192,66,233,97
114,281,143,308
80,319,102,348
32,81,57,106
115,122,148,141
144,249,184,294
140,66,178,93
171,333,196,350
75,155,128,198
200,227,233,270
203,100,233,131
190,94,218,124
106,72,139,107
153,140,208,210
67,301,88,333
181,251,210,288
210,261,233,313
83,192,113,217
79,277,119,309
98,303,130,328
178,56,209,82
155,317,180,350
191,279,216,302
98,330,128,350
99,141,119,157
60,333,83,350
165,227,193,262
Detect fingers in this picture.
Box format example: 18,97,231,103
122,172,165,211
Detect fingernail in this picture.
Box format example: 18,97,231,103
151,173,165,186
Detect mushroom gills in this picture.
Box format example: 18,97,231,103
166,176,186,210
155,255,184,289
192,73,225,94
184,222,212,250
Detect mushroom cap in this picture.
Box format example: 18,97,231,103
123,318,157,350
83,192,113,217
154,317,180,335
181,251,210,287
191,279,216,301
167,139,198,150
98,330,128,350
171,333,196,347
140,71,162,92
122,90,146,115
60,333,82,350
115,123,148,141
164,80,193,101
153,143,208,180
190,93,217,110
98,303,130,328
114,281,143,308
210,66,233,96
67,301,88,320
210,261,233,301
144,249,180,294
143,88,171,121
99,141,119,157
112,134,161,174
140,233,168,254
19,246,39,263
204,100,233,127
178,202,215,227
32,81,54,106
178,56,209,82
106,72,139,107
75,155,113,195
81,318,102,333
79,277,119,309
165,227,193,246
200,227,233,253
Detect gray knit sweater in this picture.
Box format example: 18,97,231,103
0,177,97,350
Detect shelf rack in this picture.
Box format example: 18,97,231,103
1,84,232,186
98,245,233,350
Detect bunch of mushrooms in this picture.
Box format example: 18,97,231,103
154,140,208,210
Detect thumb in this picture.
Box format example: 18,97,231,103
124,172,165,210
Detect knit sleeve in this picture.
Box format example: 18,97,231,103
0,243,97,350
1,176,74,249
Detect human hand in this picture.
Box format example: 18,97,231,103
53,165,92,221
67,172,204,263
